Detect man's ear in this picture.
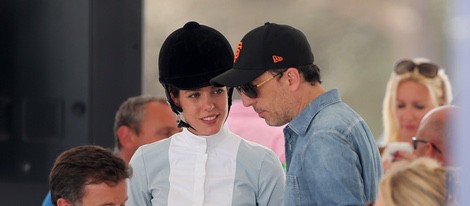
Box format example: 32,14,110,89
57,198,72,206
425,143,434,156
285,67,301,90
117,126,133,148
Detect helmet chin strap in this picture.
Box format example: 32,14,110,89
163,84,196,130
226,87,233,117
163,84,182,114
176,113,195,130
177,120,192,129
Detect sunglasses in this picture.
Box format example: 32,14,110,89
236,72,282,99
412,136,442,154
394,60,439,78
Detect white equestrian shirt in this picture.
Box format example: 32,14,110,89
127,125,285,206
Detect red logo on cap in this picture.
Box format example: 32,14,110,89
234,42,242,63
272,55,283,63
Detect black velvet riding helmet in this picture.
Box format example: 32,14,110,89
158,21,234,127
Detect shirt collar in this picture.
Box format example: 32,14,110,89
287,89,342,136
181,124,231,149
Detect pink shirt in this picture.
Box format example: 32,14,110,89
227,100,286,163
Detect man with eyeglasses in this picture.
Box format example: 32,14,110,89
211,22,383,206
413,105,458,166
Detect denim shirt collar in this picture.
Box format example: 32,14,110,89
287,89,342,136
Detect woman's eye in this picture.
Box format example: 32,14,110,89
188,93,200,98
214,88,225,94
414,104,425,110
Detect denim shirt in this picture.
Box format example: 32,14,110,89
283,89,383,206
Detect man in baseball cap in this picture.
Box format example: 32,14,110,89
211,22,383,206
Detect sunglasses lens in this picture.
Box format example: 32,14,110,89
418,63,439,78
394,60,415,74
239,85,257,98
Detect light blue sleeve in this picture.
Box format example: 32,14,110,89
127,148,152,206
234,140,286,206
257,149,286,206
42,191,53,206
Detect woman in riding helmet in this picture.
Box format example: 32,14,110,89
127,21,285,206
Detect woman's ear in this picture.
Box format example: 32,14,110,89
170,92,180,107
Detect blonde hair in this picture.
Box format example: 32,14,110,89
378,157,449,206
382,58,452,144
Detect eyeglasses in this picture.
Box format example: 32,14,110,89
412,136,442,154
394,60,439,78
236,72,282,99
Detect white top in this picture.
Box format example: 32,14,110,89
127,125,285,206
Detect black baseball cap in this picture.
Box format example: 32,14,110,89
210,22,314,87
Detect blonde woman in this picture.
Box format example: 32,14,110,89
374,157,454,206
381,58,452,163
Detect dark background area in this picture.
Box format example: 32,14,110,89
0,0,142,204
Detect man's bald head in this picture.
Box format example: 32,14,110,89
414,105,459,165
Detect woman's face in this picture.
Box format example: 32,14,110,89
394,80,436,142
174,86,228,136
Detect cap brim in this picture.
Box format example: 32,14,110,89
210,68,266,87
